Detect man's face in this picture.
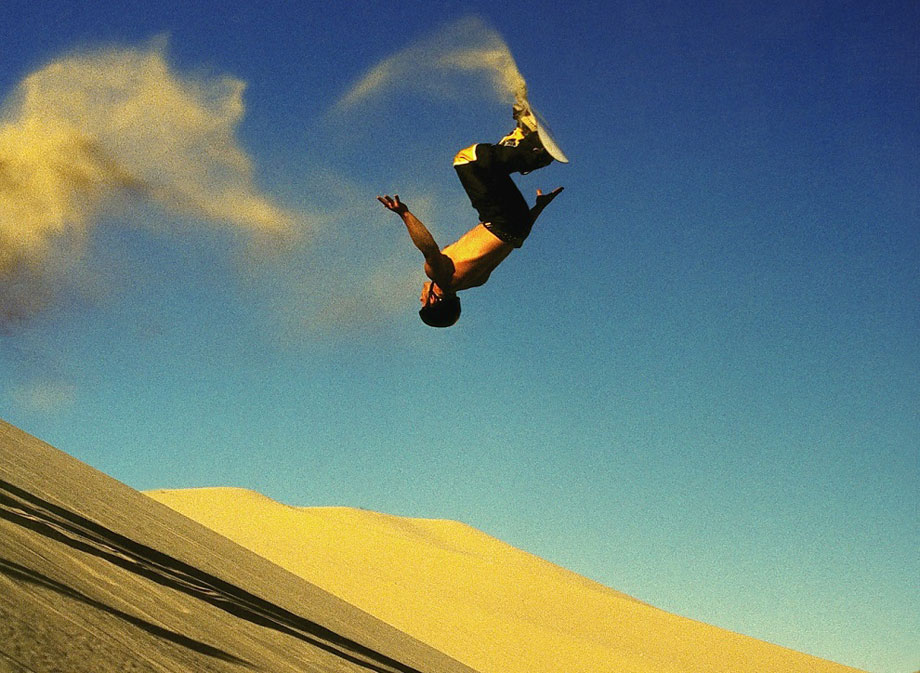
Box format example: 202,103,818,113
420,281,442,307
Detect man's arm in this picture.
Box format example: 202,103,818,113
530,186,564,224
377,194,454,285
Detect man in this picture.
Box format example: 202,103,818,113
378,104,564,327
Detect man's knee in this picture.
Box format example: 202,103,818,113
453,144,479,167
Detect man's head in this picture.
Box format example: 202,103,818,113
419,282,461,328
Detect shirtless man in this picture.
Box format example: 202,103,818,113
378,106,564,327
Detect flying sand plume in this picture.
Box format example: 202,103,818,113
273,17,533,336
0,41,298,325
1,18,526,334
334,16,528,110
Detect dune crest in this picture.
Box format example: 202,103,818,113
147,486,866,673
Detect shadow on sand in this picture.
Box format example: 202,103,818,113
0,555,254,667
0,478,422,673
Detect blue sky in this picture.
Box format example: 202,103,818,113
1,2,917,672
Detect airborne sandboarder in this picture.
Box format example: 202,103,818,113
378,100,567,327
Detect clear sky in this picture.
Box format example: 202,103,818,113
1,2,917,672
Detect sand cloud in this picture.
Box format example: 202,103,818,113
334,16,528,110
0,40,298,325
11,380,76,413
1,19,527,337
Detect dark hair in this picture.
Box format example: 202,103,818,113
419,295,461,328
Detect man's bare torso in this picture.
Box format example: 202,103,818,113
430,223,514,292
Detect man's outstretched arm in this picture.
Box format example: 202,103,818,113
377,194,454,285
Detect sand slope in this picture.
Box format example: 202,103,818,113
147,487,867,673
0,419,474,673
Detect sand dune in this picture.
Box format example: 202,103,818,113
147,486,867,673
0,414,867,673
0,419,473,673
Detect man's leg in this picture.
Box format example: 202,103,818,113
453,144,526,221
453,142,546,247
493,130,554,174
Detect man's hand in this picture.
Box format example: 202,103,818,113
377,194,409,216
530,186,564,223
535,187,564,208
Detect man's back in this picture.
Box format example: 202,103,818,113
438,224,515,291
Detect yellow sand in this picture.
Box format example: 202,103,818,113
147,487,864,673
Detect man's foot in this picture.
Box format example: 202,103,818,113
498,101,539,147
512,101,539,134
495,100,554,173
498,126,527,147
515,121,553,174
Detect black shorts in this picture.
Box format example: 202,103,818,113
453,143,533,248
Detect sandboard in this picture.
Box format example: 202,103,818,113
531,104,569,164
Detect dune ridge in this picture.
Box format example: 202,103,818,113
147,486,866,673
